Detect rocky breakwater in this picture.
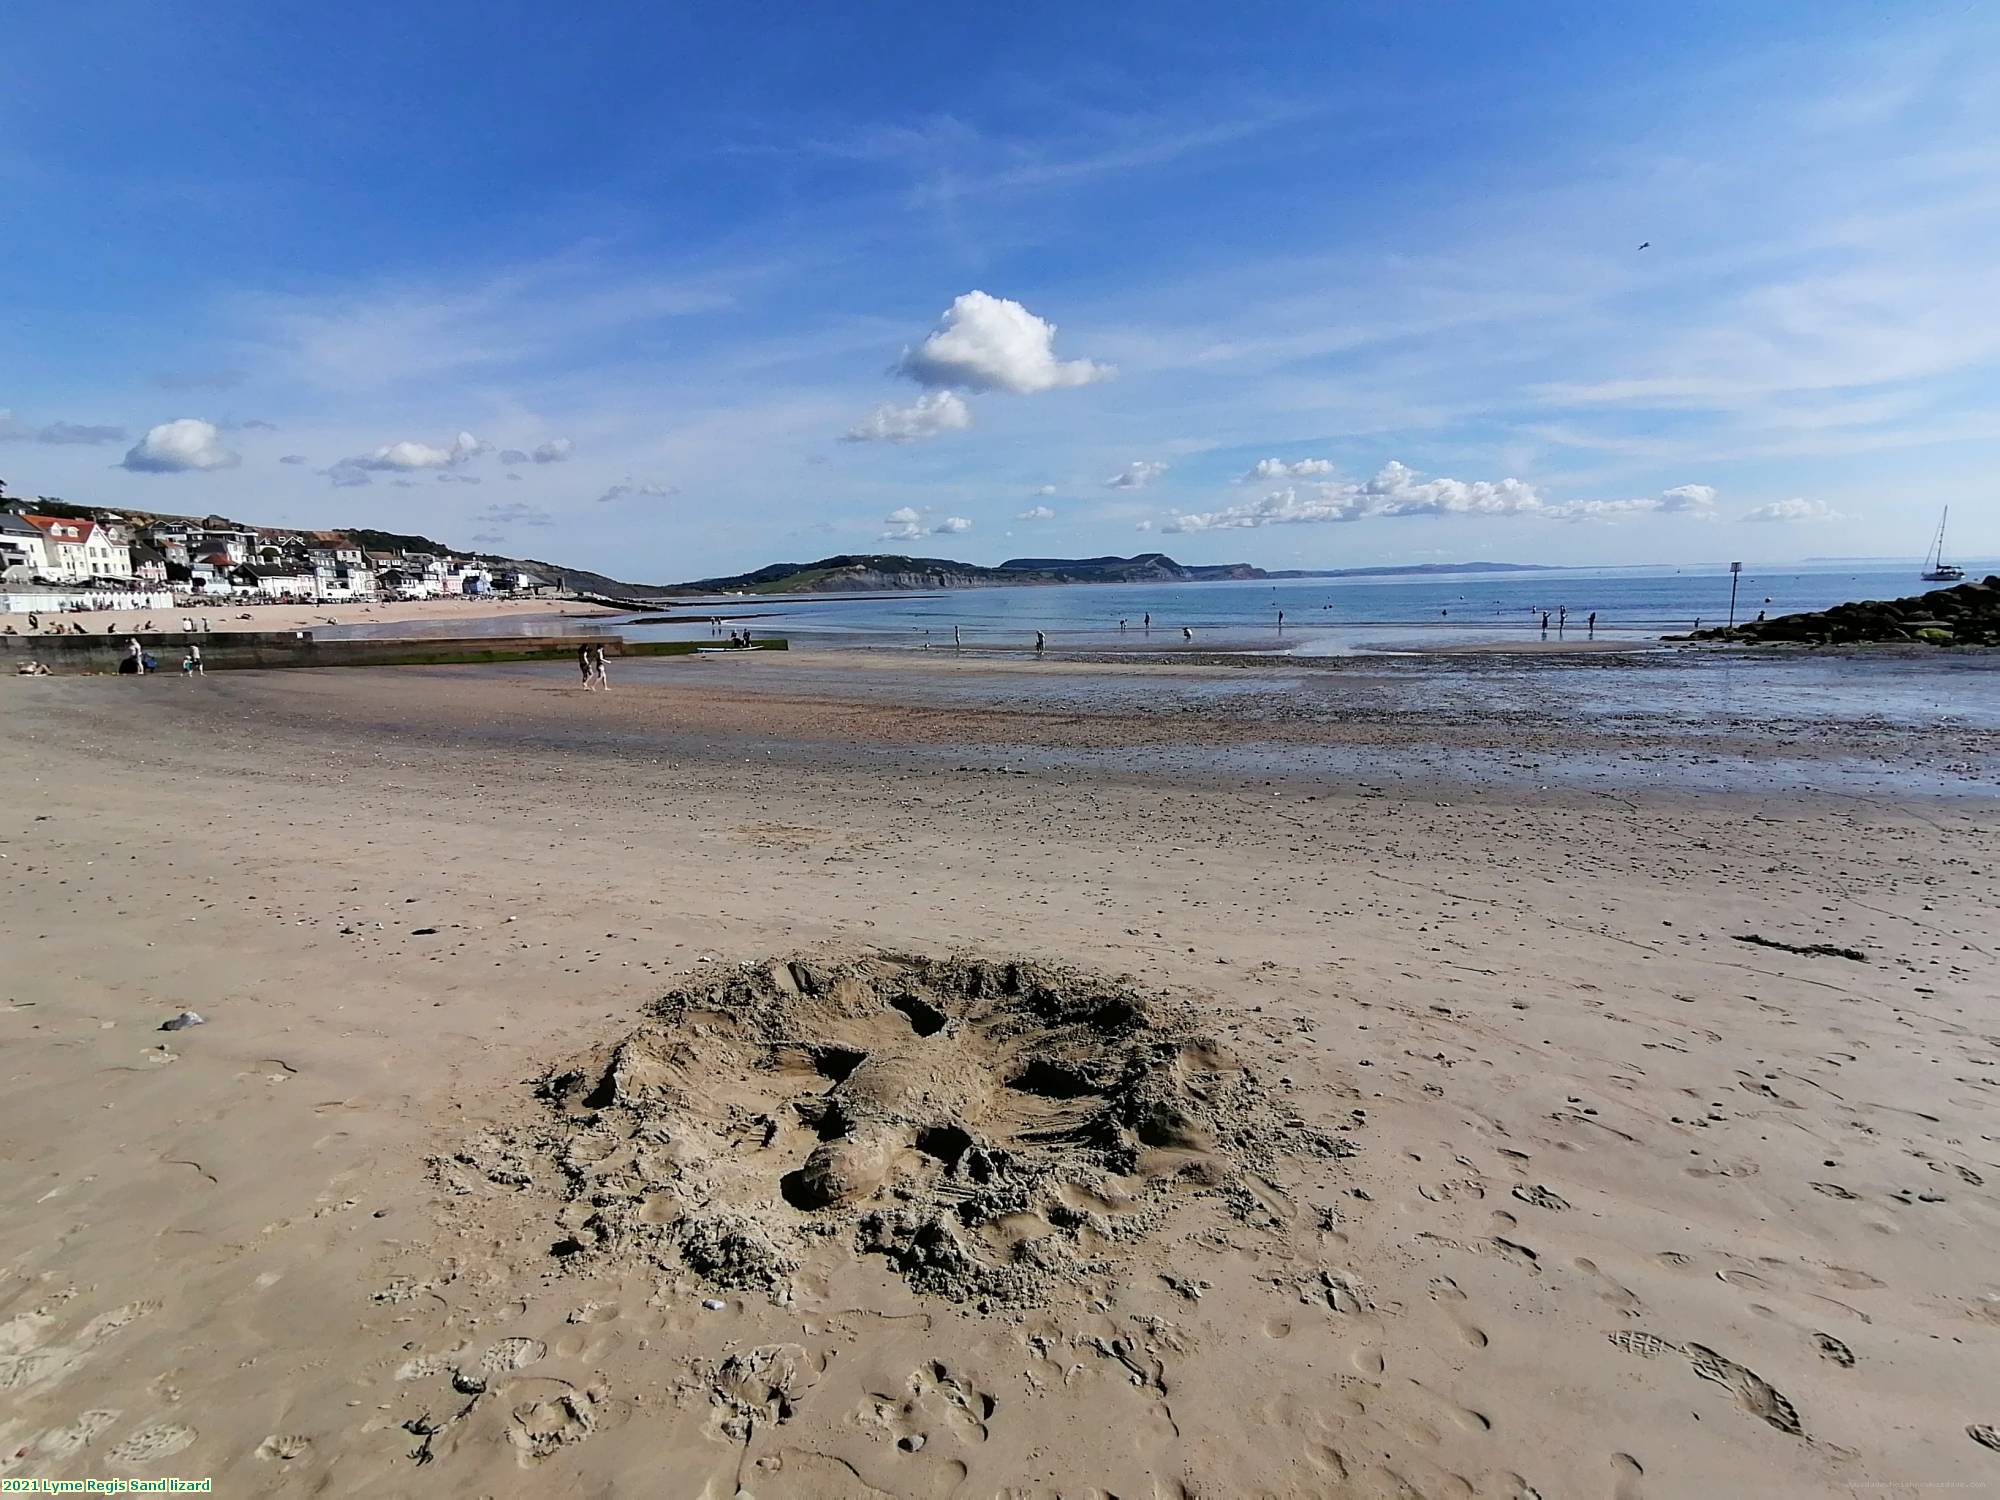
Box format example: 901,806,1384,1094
1686,575,2000,647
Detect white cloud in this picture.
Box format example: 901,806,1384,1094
844,390,972,442
1135,519,1154,532
1018,504,1056,521
1106,460,1168,490
896,291,1111,395
278,453,308,465
1742,496,1837,522
1160,462,1719,532
598,478,677,504
1240,457,1336,482
1033,484,1057,496
119,418,241,473
881,506,926,540
878,506,973,541
1543,484,1719,521
327,429,486,486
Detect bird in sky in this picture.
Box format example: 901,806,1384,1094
1637,241,1651,250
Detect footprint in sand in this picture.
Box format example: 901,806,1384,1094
1609,1331,1803,1435
1606,1331,1675,1360
33,1409,119,1460
1574,1257,1642,1313
865,1361,997,1451
1403,1377,1492,1434
80,1300,161,1344
1813,1333,1855,1367
1682,1343,1804,1436
1968,1424,2000,1452
1511,1184,1571,1212
480,1337,547,1374
256,1433,312,1461
1428,1276,1490,1349
104,1420,197,1468
1610,1452,1645,1499
507,1383,598,1463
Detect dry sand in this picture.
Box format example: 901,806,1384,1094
1,652,1997,1497
8,593,617,636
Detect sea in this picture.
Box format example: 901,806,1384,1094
621,560,1995,654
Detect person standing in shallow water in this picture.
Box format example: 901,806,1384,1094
1587,611,1597,638
1034,630,1046,653
1182,625,1193,642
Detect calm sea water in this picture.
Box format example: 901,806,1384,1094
626,561,1994,653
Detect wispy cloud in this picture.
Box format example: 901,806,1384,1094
1161,464,1718,532
1106,460,1167,490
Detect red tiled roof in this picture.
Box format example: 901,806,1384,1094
22,515,97,545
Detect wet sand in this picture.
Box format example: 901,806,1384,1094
1,649,1997,1496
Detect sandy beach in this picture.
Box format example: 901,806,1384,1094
2,649,1996,1497
5,594,619,637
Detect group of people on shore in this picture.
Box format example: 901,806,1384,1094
1538,607,1597,637
6,612,216,636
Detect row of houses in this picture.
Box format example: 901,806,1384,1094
0,513,133,582
0,512,548,600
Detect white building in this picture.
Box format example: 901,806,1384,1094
22,516,131,581
0,515,54,579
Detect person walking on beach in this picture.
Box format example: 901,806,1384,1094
1034,630,1046,653
1143,613,1150,631
589,644,609,689
1182,625,1193,642
1587,611,1596,638
1557,606,1567,633
1540,612,1550,632
577,643,593,688
1277,609,1285,630
127,637,144,671
189,643,203,676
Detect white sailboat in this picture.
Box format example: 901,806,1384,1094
1922,507,1964,583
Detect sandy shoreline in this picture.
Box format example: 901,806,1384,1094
2,652,1997,1496
4,593,619,637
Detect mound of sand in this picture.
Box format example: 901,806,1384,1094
437,953,1344,1305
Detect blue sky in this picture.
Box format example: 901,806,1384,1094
2,1,1995,580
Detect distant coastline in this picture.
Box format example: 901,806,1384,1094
667,552,1559,596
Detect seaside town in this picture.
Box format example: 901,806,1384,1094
2,505,550,619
